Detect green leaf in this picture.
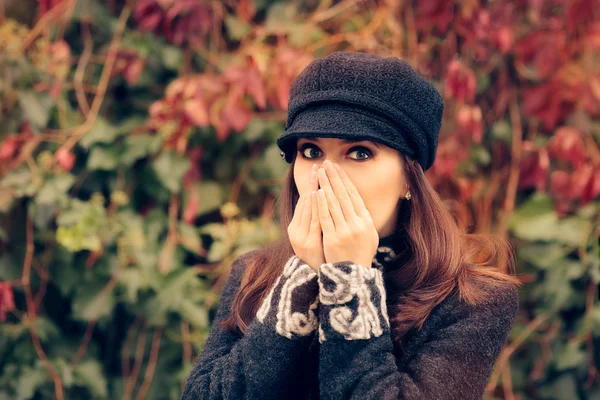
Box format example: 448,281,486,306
265,3,297,32
71,0,115,30
161,45,183,71
72,280,115,321
470,145,491,167
158,269,197,303
517,243,572,269
186,181,223,215
73,360,108,398
16,363,48,400
179,299,209,328
509,193,590,246
0,253,24,281
491,121,512,143
243,118,283,142
118,267,151,303
288,22,326,47
178,222,203,254
35,173,75,205
121,133,162,166
152,151,190,193
0,165,38,199
18,91,53,128
207,239,229,263
251,143,287,180
54,358,75,388
554,341,587,371
56,197,108,252
225,15,251,40
35,317,60,342
87,146,120,170
79,118,118,149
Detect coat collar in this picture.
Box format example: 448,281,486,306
372,230,406,271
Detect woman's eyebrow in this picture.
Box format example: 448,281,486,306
301,137,380,148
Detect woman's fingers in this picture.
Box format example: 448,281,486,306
289,193,306,230
317,188,335,235
299,189,312,236
309,191,321,237
322,161,356,220
317,167,346,231
333,163,370,218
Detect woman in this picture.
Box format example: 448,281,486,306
181,51,522,400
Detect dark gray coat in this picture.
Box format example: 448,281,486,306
181,236,519,399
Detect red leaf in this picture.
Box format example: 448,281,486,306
445,60,476,103
56,148,76,172
245,62,267,110
0,282,15,322
183,191,199,225
519,141,549,191
184,99,210,127
547,127,587,169
236,0,256,22
416,0,454,33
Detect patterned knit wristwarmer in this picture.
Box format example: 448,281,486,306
256,255,319,339
317,261,390,343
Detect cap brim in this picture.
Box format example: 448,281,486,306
276,106,415,163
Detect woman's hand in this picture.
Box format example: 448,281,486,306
287,164,325,272
316,160,379,269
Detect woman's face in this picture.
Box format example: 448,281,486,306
293,137,407,238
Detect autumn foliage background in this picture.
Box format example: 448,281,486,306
1,0,599,399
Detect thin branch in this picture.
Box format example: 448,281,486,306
123,323,148,400
73,22,93,115
135,326,163,400
497,94,523,238
23,217,64,400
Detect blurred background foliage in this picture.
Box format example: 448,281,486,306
0,0,599,399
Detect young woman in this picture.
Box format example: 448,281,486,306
181,51,522,400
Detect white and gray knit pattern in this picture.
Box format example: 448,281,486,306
318,261,389,342
256,255,319,338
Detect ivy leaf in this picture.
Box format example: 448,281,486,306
56,197,108,252
121,133,162,166
17,91,53,129
72,280,115,321
54,358,75,388
178,222,203,254
87,145,121,171
554,341,587,371
161,45,183,71
73,360,108,398
152,151,190,193
517,243,571,269
79,118,118,148
509,193,589,246
179,298,209,328
118,267,151,303
16,362,48,400
185,181,223,216
35,173,75,205
225,15,251,41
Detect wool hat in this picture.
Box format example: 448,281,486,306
276,51,444,171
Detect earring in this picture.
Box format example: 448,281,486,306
404,191,411,200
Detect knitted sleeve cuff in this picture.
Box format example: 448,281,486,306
317,261,390,343
255,255,319,339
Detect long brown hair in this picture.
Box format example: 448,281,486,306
221,151,522,347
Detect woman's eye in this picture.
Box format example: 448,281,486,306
297,144,372,160
299,144,322,159
348,147,372,160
